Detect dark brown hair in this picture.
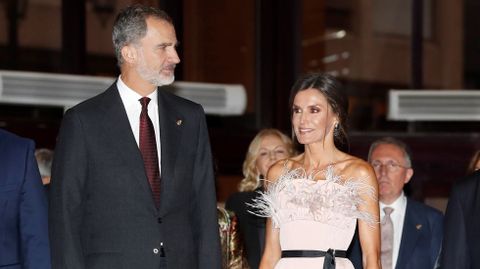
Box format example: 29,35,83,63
289,73,349,152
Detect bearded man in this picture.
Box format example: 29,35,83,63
49,5,221,269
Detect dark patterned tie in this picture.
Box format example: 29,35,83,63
381,207,394,269
139,97,161,208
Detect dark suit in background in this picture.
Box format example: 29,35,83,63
440,170,480,269
395,198,443,269
347,198,443,269
0,129,51,269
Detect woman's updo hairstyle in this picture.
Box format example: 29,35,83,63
288,72,349,152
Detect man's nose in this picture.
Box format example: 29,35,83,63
379,164,388,176
170,49,180,64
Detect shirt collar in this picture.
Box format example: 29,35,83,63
379,191,407,213
117,75,158,108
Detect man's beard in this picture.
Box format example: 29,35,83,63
137,63,175,87
136,51,175,86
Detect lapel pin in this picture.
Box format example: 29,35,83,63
416,224,422,230
176,119,182,126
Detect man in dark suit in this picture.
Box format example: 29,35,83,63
368,137,443,269
49,5,221,269
440,170,480,268
0,129,51,269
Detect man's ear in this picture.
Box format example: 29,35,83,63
404,168,414,184
121,45,137,64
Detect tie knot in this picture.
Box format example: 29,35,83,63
383,207,394,216
139,97,151,109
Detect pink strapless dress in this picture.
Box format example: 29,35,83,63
250,166,376,269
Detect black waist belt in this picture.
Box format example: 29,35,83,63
281,249,347,269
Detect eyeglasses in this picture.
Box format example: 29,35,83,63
371,160,409,172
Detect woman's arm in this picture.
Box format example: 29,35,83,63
355,162,382,269
258,161,287,269
259,218,281,269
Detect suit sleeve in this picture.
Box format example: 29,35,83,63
440,184,469,269
20,139,52,269
49,109,88,269
192,107,222,269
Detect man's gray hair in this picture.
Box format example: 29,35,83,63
112,5,173,66
367,137,413,167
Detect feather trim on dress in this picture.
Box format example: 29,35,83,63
248,165,377,229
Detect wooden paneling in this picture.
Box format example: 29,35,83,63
301,0,326,73
183,0,256,112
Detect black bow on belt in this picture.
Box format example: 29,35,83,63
323,248,336,269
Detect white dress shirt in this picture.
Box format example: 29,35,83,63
117,76,161,174
380,192,407,268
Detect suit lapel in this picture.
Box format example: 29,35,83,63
396,199,421,269
157,89,184,214
100,85,157,212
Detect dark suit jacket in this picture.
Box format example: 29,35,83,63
49,84,221,269
225,190,266,269
395,198,443,269
349,198,443,269
0,129,51,269
440,170,480,269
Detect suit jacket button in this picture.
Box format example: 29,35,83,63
153,248,159,254
157,217,162,223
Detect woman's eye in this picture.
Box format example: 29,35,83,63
259,152,268,156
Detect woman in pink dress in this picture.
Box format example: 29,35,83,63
253,73,381,269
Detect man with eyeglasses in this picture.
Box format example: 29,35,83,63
368,137,443,269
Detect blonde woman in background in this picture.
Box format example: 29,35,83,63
226,129,296,269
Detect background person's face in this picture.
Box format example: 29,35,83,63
370,143,413,204
255,134,290,177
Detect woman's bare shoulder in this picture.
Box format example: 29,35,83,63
266,154,303,184
341,156,377,184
